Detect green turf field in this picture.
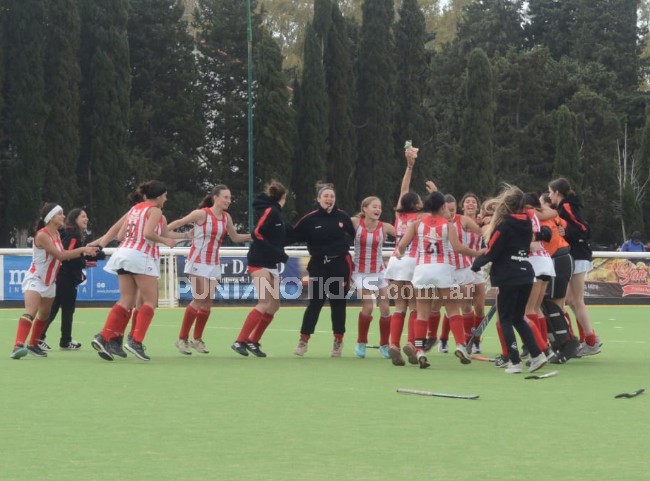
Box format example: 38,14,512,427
2,305,649,481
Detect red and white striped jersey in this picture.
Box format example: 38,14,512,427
415,215,455,266
392,212,420,258
353,219,385,274
448,214,477,269
28,228,63,287
526,209,550,258
187,208,228,266
120,202,164,259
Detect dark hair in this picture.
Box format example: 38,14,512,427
265,180,287,203
199,184,229,208
36,202,61,230
460,192,479,210
444,193,456,204
523,192,541,209
423,192,446,213
65,208,86,239
396,192,421,213
129,180,167,204
548,177,573,197
315,181,335,198
540,193,552,206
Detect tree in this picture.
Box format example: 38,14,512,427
78,0,131,233
128,0,205,223
41,0,82,211
526,0,578,59
293,23,328,216
253,28,295,191
356,0,397,212
617,124,644,240
394,0,435,197
323,1,357,213
553,105,582,187
2,0,48,244
457,48,495,199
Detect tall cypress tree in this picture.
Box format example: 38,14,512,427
3,0,48,243
41,0,81,210
356,0,396,211
457,48,495,199
128,0,205,223
394,0,433,200
0,0,8,243
552,105,581,186
323,2,357,213
78,0,131,233
293,23,328,216
253,28,295,190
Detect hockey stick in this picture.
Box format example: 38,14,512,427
470,355,494,362
466,304,497,348
614,388,645,399
525,370,559,380
396,388,480,400
366,345,380,349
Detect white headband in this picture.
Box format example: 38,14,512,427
44,205,63,224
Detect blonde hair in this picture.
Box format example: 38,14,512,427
357,196,381,217
483,184,526,242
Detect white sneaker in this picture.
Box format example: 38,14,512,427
528,352,548,373
294,339,308,356
175,338,192,355
576,342,601,357
416,350,430,369
189,338,209,354
331,339,344,357
505,361,522,374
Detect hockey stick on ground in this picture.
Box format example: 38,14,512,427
366,345,380,349
470,355,494,362
525,370,559,380
466,304,497,348
396,388,480,400
614,388,645,399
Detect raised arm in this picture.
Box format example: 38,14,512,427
396,148,417,210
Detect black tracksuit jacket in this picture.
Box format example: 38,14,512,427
287,206,355,259
247,194,290,269
557,194,592,261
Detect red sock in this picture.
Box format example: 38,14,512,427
379,315,391,345
537,315,548,342
472,313,482,342
129,308,139,337
193,309,210,339
101,304,130,341
414,317,428,350
237,309,264,343
440,315,450,341
179,305,198,340
334,333,344,342
357,313,372,343
496,318,508,357
133,304,155,343
463,313,474,343
428,312,441,339
407,310,417,344
249,313,273,343
577,320,586,343
525,315,547,351
28,318,48,346
585,333,597,346
15,316,33,346
389,311,406,347
115,308,132,337
449,315,466,346
300,333,310,341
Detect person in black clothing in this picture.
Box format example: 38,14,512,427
289,183,355,357
231,180,290,358
548,177,600,357
40,208,105,350
471,186,548,374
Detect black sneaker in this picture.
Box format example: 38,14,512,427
91,334,114,361
108,337,128,358
27,344,48,358
423,337,437,353
125,338,150,361
10,344,29,360
38,340,52,351
60,340,82,351
494,354,509,368
231,341,249,357
246,342,267,358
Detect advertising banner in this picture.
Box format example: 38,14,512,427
585,257,650,298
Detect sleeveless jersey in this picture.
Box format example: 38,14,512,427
526,209,551,258
449,214,478,269
415,215,454,266
120,202,164,259
353,219,385,274
392,212,420,258
28,228,64,287
187,208,228,266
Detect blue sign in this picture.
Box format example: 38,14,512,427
2,255,119,301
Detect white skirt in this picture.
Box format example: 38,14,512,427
573,259,593,275
22,273,56,298
184,261,222,280
353,272,389,292
453,267,476,286
528,255,556,278
412,263,456,289
104,247,160,278
384,256,416,282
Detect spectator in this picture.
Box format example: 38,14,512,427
620,231,646,252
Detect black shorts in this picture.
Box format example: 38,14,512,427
116,268,135,276
547,252,572,299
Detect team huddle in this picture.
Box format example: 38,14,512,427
9,146,601,374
